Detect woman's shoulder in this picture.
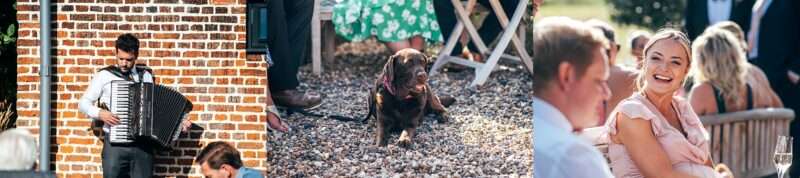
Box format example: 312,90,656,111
608,94,664,136
745,65,784,108
613,94,658,121
687,82,716,115
745,64,774,89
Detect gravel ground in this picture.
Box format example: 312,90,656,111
267,40,532,177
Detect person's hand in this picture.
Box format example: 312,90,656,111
98,110,119,126
181,119,192,133
714,164,734,178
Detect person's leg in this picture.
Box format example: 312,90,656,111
779,83,800,177
433,0,464,56
410,36,425,52
270,0,314,92
266,0,299,92
473,0,520,50
265,67,289,132
102,141,129,178
267,0,313,92
129,147,154,178
285,0,314,66
385,40,412,54
267,0,321,110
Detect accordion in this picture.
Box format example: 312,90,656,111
108,80,190,149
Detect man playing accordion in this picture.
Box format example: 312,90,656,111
78,33,191,178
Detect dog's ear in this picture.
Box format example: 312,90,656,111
383,54,397,84
423,54,434,72
423,54,433,64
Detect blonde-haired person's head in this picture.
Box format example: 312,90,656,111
707,21,748,52
691,28,749,104
636,29,692,92
533,16,609,92
0,128,38,170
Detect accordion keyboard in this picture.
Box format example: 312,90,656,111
109,81,136,144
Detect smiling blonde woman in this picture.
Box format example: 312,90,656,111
604,29,732,178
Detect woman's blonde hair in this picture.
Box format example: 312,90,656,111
707,21,748,52
691,28,748,104
635,29,692,92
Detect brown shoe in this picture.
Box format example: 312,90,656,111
272,89,323,110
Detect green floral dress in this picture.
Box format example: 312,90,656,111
332,0,443,43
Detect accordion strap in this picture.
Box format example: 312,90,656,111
99,65,132,81
98,65,153,83
133,64,153,83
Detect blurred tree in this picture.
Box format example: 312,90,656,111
606,0,686,30
0,1,16,101
0,1,17,130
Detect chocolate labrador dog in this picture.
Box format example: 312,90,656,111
363,49,450,148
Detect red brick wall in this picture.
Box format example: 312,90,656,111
15,0,270,177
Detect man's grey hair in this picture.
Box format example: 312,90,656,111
0,128,38,170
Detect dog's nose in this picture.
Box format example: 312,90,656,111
417,72,428,83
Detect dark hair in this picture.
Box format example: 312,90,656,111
195,141,243,169
585,19,615,43
115,33,140,54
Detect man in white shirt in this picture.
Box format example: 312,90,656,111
532,17,613,178
78,34,189,178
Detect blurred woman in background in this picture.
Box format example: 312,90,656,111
688,23,782,115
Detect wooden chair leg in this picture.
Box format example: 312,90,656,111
489,0,532,75
451,0,489,54
470,0,527,86
311,0,322,75
322,21,336,63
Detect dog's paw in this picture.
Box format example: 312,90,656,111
397,137,413,148
436,112,450,124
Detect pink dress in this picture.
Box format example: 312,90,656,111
605,93,719,178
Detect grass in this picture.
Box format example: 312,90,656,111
536,1,648,67
0,99,15,132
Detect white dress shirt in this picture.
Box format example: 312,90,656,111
78,66,153,133
747,0,774,59
533,97,613,178
707,0,732,24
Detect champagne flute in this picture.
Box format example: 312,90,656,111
774,135,793,178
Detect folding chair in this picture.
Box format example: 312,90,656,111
430,0,532,87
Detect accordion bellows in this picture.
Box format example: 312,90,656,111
109,80,190,149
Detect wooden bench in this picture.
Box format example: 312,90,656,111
699,108,795,178
583,108,795,177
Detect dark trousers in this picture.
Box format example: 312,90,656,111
101,140,154,178
754,59,800,177
433,0,520,56
781,83,800,177
267,0,314,92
